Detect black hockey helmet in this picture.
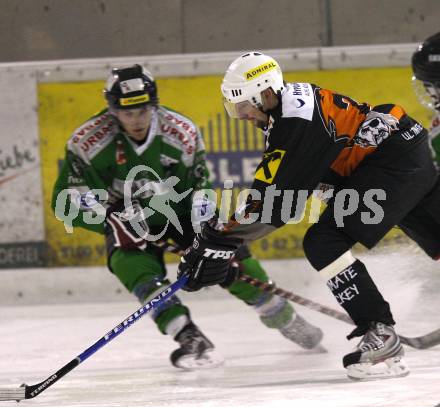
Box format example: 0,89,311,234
104,64,158,110
412,32,440,82
412,32,440,111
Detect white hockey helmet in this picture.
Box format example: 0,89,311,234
221,52,284,118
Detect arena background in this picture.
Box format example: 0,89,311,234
0,0,437,61
0,0,439,268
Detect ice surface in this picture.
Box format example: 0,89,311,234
0,248,439,406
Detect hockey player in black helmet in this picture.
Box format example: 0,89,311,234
105,64,158,110
412,32,440,166
53,63,325,370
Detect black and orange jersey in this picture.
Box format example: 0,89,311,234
223,82,428,241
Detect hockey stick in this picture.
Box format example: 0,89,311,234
239,275,440,349
0,274,189,402
156,240,440,350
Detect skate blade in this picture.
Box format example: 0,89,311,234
174,349,225,370
347,356,410,381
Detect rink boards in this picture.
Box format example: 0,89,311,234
0,45,430,267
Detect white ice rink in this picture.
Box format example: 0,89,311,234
0,246,439,407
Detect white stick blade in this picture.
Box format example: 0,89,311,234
0,387,26,401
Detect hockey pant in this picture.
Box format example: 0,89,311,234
106,218,277,334
303,136,439,326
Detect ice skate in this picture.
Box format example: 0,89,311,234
343,322,410,381
170,322,224,370
257,294,324,350
279,312,324,350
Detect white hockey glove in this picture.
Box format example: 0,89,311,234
191,191,217,232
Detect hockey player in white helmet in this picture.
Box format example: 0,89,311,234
222,52,284,129
178,51,440,380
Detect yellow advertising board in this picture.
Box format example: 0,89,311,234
39,67,430,266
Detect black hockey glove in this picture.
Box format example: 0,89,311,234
219,260,241,288
104,200,149,251
177,221,242,291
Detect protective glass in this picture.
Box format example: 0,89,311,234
412,78,440,111
223,99,255,119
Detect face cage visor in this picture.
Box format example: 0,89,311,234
412,77,440,111
223,98,265,119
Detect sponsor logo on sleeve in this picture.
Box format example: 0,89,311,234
294,98,305,108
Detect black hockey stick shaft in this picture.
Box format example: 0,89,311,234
239,275,440,349
157,240,440,350
238,275,352,324
398,328,440,349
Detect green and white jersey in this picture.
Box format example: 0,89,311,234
52,106,210,234
429,112,440,166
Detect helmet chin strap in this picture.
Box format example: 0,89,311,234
256,119,269,131
252,103,270,130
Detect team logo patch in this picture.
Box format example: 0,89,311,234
254,149,286,184
294,98,305,108
120,78,144,94
354,112,399,148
